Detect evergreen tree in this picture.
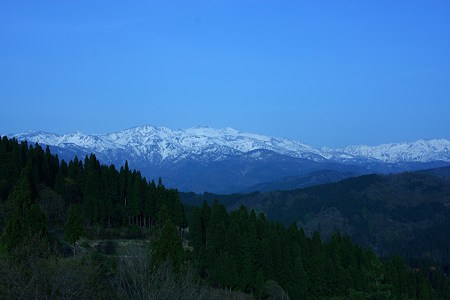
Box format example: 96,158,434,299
189,205,208,276
213,251,238,289
254,268,265,299
306,246,326,297
2,164,48,253
172,190,185,228
189,206,205,252
101,165,117,227
144,180,157,222
157,204,170,226
206,200,227,265
64,204,84,244
83,166,102,226
54,168,66,196
152,220,183,271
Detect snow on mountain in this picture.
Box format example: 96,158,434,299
330,139,450,163
5,126,450,164
5,126,324,162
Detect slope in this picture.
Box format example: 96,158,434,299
181,167,450,261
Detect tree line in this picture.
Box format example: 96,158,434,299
0,136,186,234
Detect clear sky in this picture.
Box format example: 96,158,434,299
1,1,449,147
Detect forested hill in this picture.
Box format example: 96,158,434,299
1,135,449,299
0,135,186,233
181,168,450,262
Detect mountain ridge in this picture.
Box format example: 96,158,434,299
6,125,450,163
4,125,450,193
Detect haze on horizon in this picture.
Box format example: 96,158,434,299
1,1,449,148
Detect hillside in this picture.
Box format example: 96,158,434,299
240,169,359,193
181,167,450,261
1,135,449,298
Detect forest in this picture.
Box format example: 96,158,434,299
181,168,450,262
0,135,449,299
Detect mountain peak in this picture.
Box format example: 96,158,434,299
5,126,450,193
5,126,450,165
193,125,211,129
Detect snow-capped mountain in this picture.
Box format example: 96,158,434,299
4,126,450,193
8,125,450,163
323,139,450,163
8,126,326,163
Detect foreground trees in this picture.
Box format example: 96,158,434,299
0,136,186,235
3,163,48,254
190,200,446,299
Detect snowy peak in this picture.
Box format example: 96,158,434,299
4,126,450,164
11,130,62,146
5,126,450,194
335,139,450,163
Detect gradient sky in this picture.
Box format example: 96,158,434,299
1,1,449,147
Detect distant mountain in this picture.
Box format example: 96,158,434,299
323,138,450,163
419,165,450,180
180,167,450,261
4,126,450,193
240,170,358,193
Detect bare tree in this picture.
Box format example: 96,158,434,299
113,245,210,300
0,234,50,299
46,255,100,299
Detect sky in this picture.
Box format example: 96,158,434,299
1,1,449,147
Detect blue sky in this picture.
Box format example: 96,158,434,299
1,1,449,147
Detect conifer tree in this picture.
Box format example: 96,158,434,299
189,205,208,276
157,204,170,226
54,168,66,196
213,251,238,289
152,219,183,271
207,200,227,262
145,180,157,221
254,268,265,299
3,163,48,252
64,204,84,244
189,207,204,252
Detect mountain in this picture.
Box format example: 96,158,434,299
239,169,358,193
180,167,450,262
324,138,450,163
4,126,450,193
419,164,450,180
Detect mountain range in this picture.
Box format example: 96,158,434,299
4,125,450,193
